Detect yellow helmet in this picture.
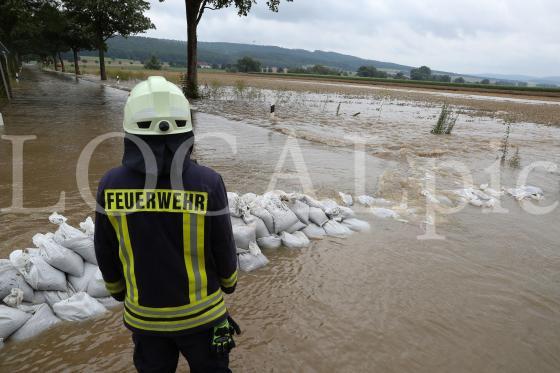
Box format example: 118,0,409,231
123,76,193,135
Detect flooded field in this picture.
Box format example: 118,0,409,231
0,67,559,372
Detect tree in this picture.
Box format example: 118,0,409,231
144,55,162,70
236,56,261,72
65,0,154,80
410,65,432,81
356,65,388,78
453,77,465,84
394,71,406,79
158,0,293,98
61,8,95,76
480,79,490,84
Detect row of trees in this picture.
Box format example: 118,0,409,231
2,0,293,97
1,0,154,80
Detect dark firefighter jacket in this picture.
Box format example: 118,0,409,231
94,133,238,336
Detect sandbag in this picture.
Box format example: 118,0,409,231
232,225,257,250
249,206,274,234
286,220,307,234
87,267,110,298
292,231,310,247
10,304,61,342
300,194,324,209
320,199,339,213
37,291,73,307
243,215,270,239
371,207,400,219
68,262,98,293
238,252,269,272
230,216,245,227
238,243,269,272
0,305,31,339
288,199,310,224
265,197,300,234
280,232,308,249
309,207,329,227
10,250,67,292
342,218,371,232
33,233,84,277
338,192,353,206
49,212,97,264
302,224,327,239
227,192,242,217
356,195,375,207
507,185,544,201
3,288,24,308
96,297,123,309
0,259,34,302
80,217,95,237
323,220,353,237
53,292,107,321
257,235,282,250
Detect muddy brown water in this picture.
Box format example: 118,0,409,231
0,66,559,372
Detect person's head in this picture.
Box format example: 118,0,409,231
121,76,194,176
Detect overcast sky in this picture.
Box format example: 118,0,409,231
144,0,560,77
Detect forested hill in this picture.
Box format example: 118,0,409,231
79,36,415,72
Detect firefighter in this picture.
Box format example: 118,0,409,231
94,76,239,372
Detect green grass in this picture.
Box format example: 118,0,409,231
250,72,560,95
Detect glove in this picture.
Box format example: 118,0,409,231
210,317,241,356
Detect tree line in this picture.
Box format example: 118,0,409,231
1,0,293,97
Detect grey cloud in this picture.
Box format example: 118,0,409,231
144,0,560,76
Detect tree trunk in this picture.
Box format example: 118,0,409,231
58,52,65,72
52,54,59,71
185,1,200,98
72,48,80,76
98,35,107,80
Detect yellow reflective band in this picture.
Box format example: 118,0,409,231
183,213,197,303
124,301,227,332
196,213,207,299
220,270,238,289
105,279,126,294
125,290,223,319
120,214,139,302
107,213,139,303
105,189,208,214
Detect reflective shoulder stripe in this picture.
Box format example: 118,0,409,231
219,270,238,289
124,290,223,319
124,300,227,332
104,279,126,294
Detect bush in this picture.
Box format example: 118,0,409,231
237,57,261,73
357,66,388,78
144,55,162,70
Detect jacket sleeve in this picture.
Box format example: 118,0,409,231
209,175,238,294
94,180,126,301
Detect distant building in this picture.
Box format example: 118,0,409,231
283,68,288,74
197,61,212,69
271,67,278,73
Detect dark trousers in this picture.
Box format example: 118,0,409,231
132,329,231,373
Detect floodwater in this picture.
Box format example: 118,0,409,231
0,66,559,372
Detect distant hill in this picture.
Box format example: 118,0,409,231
480,73,560,86
79,36,415,73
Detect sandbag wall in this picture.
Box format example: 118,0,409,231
228,191,370,272
0,213,119,346
0,191,372,347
